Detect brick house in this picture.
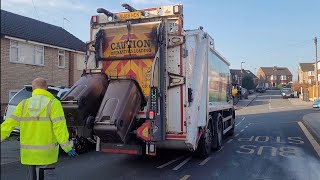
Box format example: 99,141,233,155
230,69,258,86
256,66,293,88
1,10,86,115
298,63,316,84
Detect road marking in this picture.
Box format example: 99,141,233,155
245,126,248,128
235,133,240,137
199,157,211,166
172,157,192,171
227,139,233,143
298,121,320,158
179,175,191,180
240,129,245,132
269,97,272,110
236,117,246,127
157,155,187,169
217,146,224,152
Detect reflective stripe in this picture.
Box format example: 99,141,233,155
19,117,51,121
21,100,26,117
51,116,65,123
47,99,54,118
60,141,72,148
9,114,20,121
21,143,58,150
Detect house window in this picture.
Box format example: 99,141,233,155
10,40,19,62
58,50,65,68
281,75,287,80
35,46,44,65
9,40,44,65
308,71,315,76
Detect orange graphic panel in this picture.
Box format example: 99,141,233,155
103,59,154,96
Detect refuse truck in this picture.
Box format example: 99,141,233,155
61,4,235,157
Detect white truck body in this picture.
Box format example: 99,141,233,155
86,4,235,156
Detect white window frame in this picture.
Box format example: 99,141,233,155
10,40,19,63
308,71,315,76
34,45,44,65
9,40,45,66
58,50,65,68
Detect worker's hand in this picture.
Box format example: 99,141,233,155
67,149,77,157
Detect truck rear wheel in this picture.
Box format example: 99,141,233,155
212,113,223,150
196,120,213,158
226,110,235,136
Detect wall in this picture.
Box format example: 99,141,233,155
73,53,86,84
1,37,70,115
256,68,266,86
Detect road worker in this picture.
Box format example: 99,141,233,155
1,78,77,180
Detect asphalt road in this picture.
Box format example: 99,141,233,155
1,90,320,180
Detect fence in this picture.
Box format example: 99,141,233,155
308,85,320,101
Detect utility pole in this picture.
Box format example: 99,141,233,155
240,61,245,86
315,37,319,99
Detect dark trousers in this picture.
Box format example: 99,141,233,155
27,165,54,180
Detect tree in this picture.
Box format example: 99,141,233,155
277,84,284,90
242,76,255,90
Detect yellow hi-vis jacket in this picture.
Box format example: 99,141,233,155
232,88,238,97
1,89,72,165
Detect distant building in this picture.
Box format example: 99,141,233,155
230,69,258,86
256,66,293,88
298,63,315,84
1,10,86,115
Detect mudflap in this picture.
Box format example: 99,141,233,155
100,143,142,155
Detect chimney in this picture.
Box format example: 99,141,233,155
273,66,277,71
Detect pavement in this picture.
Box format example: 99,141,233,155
288,98,320,144
1,90,320,180
288,98,313,106
234,93,257,110
302,113,320,143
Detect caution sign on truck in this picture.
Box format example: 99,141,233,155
102,22,160,96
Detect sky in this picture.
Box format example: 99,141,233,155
1,0,319,80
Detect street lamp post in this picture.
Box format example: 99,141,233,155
240,61,245,86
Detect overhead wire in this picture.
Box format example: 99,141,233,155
31,0,40,20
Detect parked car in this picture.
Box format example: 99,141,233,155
313,99,320,109
256,86,265,93
241,88,249,99
3,85,69,133
281,88,294,99
248,89,254,94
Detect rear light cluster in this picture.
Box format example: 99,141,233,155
91,15,98,25
149,111,154,119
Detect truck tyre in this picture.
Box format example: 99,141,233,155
226,112,235,136
212,113,223,150
196,120,213,158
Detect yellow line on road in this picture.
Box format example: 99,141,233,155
179,175,191,180
298,121,320,158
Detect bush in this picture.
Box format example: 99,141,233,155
277,84,284,89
